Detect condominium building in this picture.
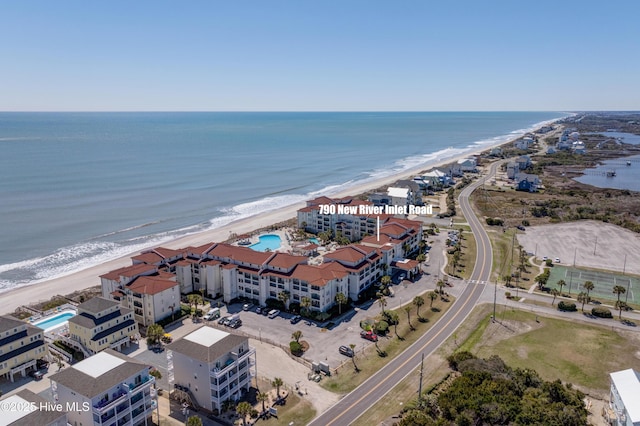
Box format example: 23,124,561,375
68,297,138,355
0,389,67,425
609,368,640,426
0,315,48,382
50,349,156,426
100,263,159,299
167,326,256,413
122,273,181,327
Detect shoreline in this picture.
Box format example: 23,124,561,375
0,121,559,315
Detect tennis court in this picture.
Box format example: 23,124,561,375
547,265,639,304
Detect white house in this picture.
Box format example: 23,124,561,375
609,368,640,426
167,326,256,413
123,273,181,327
457,157,477,172
50,349,156,426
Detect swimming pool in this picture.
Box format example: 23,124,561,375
33,310,76,331
309,238,320,245
250,234,282,252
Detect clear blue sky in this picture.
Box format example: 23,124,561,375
1,1,639,111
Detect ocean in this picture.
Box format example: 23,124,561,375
0,112,565,292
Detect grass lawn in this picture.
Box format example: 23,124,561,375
467,308,640,395
321,295,453,394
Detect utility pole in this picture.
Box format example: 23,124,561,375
493,280,497,322
593,236,597,255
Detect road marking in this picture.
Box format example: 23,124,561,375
319,169,495,426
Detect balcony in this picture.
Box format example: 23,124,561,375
125,375,154,393
210,347,256,380
93,390,128,414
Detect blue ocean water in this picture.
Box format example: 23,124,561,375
0,112,565,291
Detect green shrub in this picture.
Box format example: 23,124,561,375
289,341,302,356
375,320,389,335
592,307,613,318
558,301,577,312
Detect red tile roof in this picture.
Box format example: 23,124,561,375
99,264,157,281
131,252,164,265
207,243,272,266
266,253,307,270
127,276,178,295
291,263,348,286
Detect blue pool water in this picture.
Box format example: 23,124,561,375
34,311,76,330
250,234,282,252
309,238,320,245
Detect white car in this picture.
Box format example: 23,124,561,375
554,257,560,263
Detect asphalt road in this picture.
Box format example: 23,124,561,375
308,163,502,426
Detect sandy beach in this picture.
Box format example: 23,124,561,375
0,128,548,315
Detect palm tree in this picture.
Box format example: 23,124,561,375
387,310,400,339
335,292,348,315
377,293,387,315
577,291,590,312
551,288,560,306
613,285,626,302
557,279,566,295
404,305,413,330
436,279,445,295
146,323,164,346
616,300,628,320
236,401,252,426
583,281,594,299
278,290,290,311
428,291,437,308
349,343,359,372
503,274,512,287
416,253,426,270
300,296,312,317
413,296,425,318
291,330,303,343
272,377,284,399
257,392,268,413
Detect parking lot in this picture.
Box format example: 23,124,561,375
206,230,451,370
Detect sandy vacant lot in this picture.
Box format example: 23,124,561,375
517,220,640,276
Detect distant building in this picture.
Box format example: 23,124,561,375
572,141,587,154
167,326,256,413
514,173,540,192
609,368,640,426
514,138,533,150
489,147,503,156
50,349,156,426
100,263,158,300
68,297,138,355
516,155,532,170
0,389,67,425
506,162,518,179
457,157,477,172
0,315,48,382
439,162,462,177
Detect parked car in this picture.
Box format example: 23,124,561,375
339,345,354,357
218,316,229,325
29,369,44,380
360,330,378,342
268,309,280,319
255,306,262,314
290,315,302,324
228,319,242,329
554,257,561,263
398,273,406,282
203,308,221,321
243,303,251,311
516,225,526,231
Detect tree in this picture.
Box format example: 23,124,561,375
186,294,203,313
503,274,512,287
335,292,348,315
272,377,284,399
149,368,162,380
416,253,426,271
387,310,400,339
577,292,590,312
300,296,312,317
613,285,626,302
428,291,438,308
186,416,203,426
291,330,303,343
350,343,359,372
380,275,392,288
583,280,594,299
278,290,290,311
146,323,164,345
557,280,566,295
437,279,445,295
413,296,425,318
257,392,268,413
236,401,252,426
405,305,413,330
616,300,628,320
551,289,560,306
377,293,387,315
